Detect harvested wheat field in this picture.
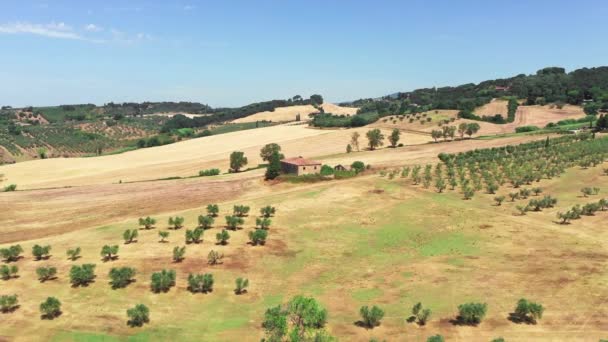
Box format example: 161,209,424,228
232,104,357,123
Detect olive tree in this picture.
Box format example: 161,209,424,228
216,229,231,245
457,302,487,325
512,298,544,324
411,302,431,325
260,205,277,218
427,335,445,342
109,267,136,289
150,269,176,293
0,245,23,262
158,231,169,242
187,273,214,293
168,216,184,230
206,204,219,217
70,264,96,286
256,217,272,229
207,250,224,265
235,277,249,295
233,205,251,217
262,295,329,340
359,305,384,328
36,266,57,282
225,215,244,230
172,246,186,262
0,265,18,280
185,228,203,244
40,297,61,319
66,247,81,261
123,229,138,244
388,128,401,147
127,304,150,327
32,244,51,260
100,245,119,261
0,294,18,313
198,215,214,229
249,229,268,246
138,217,156,229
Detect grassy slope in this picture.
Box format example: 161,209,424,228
1,161,607,341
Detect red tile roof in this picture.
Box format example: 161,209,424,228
281,156,321,166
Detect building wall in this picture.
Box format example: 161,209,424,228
280,162,320,175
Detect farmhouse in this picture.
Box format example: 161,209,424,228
281,156,321,176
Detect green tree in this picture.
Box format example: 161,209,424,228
187,273,214,293
458,122,468,139
230,151,248,172
127,304,150,327
494,195,506,206
0,294,18,313
233,205,251,217
359,305,384,328
198,215,214,229
260,143,284,162
150,269,176,293
206,204,219,217
310,94,324,105
0,245,23,262
256,217,272,229
431,129,442,142
32,244,51,260
168,216,185,229
457,302,487,325
138,217,156,229
173,246,186,262
158,231,169,242
260,205,277,218
225,215,244,230
109,267,136,289
69,264,96,287
411,302,431,325
465,123,481,137
512,298,544,324
265,150,282,180
66,247,81,261
0,265,18,280
100,245,119,261
366,129,385,150
123,229,139,244
262,296,330,340
36,266,57,282
249,229,268,246
351,161,366,174
207,250,224,265
388,128,401,147
235,277,249,294
216,229,231,245
40,297,61,319
185,228,203,244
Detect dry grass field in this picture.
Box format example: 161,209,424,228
232,103,358,124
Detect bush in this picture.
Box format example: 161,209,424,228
199,168,220,177
127,304,150,327
260,205,277,218
512,298,544,324
109,267,136,289
457,302,487,325
0,245,23,262
515,125,540,133
31,244,51,260
235,277,249,294
249,229,268,246
36,266,57,282
320,165,335,176
0,265,18,280
351,161,366,174
187,273,214,293
334,170,358,179
66,247,81,261
359,305,384,328
173,246,186,262
150,269,176,293
40,297,61,319
206,204,219,217
198,215,214,229
0,294,18,313
3,184,17,192
216,229,231,245
100,245,119,261
70,264,96,286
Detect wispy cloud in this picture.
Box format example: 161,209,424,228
183,5,196,11
0,21,150,45
0,22,82,40
84,23,102,32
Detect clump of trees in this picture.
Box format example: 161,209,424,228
456,302,487,325
359,305,385,328
70,264,96,287
0,245,23,262
187,273,214,293
127,304,150,327
32,244,51,260
262,295,330,341
138,217,156,229
36,266,57,282
40,297,61,319
109,267,136,289
123,229,139,244
150,269,176,293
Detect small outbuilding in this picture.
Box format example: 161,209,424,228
334,164,349,171
281,156,321,176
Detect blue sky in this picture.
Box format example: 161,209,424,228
1,0,607,108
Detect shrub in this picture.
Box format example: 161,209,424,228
0,245,23,262
66,247,81,261
198,215,214,229
185,228,203,244
256,217,272,229
235,277,249,294
199,168,220,177
320,165,334,176
158,231,169,242
150,269,176,293
206,204,219,217
123,229,138,244
494,195,506,206
40,297,61,319
207,250,224,265
32,244,51,260
427,335,444,342
411,302,431,325
225,215,244,230
127,304,150,327
233,205,251,217
187,273,214,293
359,305,384,328
109,267,136,289
0,294,18,313
216,229,231,245
0,265,18,280
512,298,544,324
457,302,487,325
70,264,96,286
138,217,156,229
515,125,540,133
249,229,268,246
3,184,17,192
260,205,277,218
351,161,366,174
173,246,186,262
100,245,119,261
36,266,57,282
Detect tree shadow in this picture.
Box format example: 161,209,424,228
449,316,480,326
353,321,379,329
406,316,416,323
507,313,536,325
1,305,20,314
41,311,62,320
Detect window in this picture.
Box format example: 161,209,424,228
303,167,306,170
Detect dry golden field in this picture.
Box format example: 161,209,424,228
232,103,358,123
